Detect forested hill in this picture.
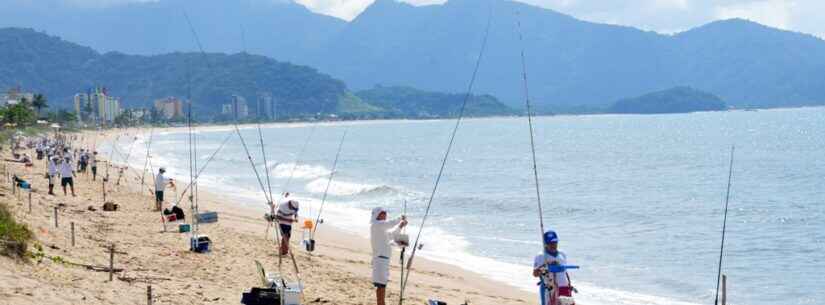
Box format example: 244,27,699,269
609,87,727,114
5,0,825,111
0,28,353,117
355,86,515,118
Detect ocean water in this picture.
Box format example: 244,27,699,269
105,107,825,305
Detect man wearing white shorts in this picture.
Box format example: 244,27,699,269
370,207,407,305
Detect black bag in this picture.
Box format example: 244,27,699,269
241,288,280,305
171,206,185,220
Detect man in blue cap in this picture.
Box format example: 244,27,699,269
533,230,574,305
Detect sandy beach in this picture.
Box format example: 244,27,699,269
0,128,533,305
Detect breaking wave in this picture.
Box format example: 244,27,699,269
304,178,400,196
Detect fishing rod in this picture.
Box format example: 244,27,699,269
398,199,408,305
309,128,349,245
714,146,735,305
140,126,155,190
514,10,564,305
398,6,494,302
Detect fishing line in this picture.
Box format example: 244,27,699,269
310,128,349,240
399,6,493,299
174,131,235,204
714,146,735,305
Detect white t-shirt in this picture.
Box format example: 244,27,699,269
89,154,97,166
276,198,299,225
48,160,58,176
59,161,74,178
533,251,570,288
155,173,169,192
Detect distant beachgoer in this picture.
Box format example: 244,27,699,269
90,151,98,180
47,156,58,195
275,193,299,255
533,230,574,305
78,149,87,172
369,207,407,305
59,156,76,196
154,167,174,211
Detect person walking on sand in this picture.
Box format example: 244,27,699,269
90,151,98,180
154,167,174,211
47,156,58,195
533,230,575,305
275,192,299,255
370,207,407,305
59,156,76,196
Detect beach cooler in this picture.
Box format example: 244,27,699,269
279,282,302,305
178,223,191,233
195,211,218,224
190,234,211,253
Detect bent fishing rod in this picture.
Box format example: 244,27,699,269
714,146,735,305
399,6,494,303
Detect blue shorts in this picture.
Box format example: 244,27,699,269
279,224,292,237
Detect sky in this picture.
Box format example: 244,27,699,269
61,0,825,37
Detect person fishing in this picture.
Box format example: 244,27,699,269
59,156,76,197
154,167,174,211
275,192,299,255
370,207,407,305
533,230,574,305
46,155,58,195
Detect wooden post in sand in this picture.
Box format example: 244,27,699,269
70,222,76,247
102,180,107,203
108,244,115,282
53,207,58,228
28,191,32,212
721,274,727,305
147,285,153,305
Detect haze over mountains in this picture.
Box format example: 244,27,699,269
2,0,825,112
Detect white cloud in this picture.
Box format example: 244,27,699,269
714,0,794,29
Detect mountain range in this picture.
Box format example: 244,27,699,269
2,0,825,111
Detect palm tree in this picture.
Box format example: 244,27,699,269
32,94,48,117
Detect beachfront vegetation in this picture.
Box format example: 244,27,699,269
0,202,33,259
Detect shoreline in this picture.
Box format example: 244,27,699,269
0,128,534,305
99,128,537,301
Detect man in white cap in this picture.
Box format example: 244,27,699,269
154,167,174,211
370,207,407,305
275,192,300,255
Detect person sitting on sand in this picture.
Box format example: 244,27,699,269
533,230,574,305
370,207,407,305
59,156,76,197
154,167,174,211
275,193,299,255
47,156,59,195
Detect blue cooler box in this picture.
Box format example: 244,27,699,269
179,223,191,233
190,235,211,253
195,211,218,224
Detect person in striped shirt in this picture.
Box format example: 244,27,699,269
276,192,299,255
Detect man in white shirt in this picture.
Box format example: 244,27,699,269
275,192,299,255
47,156,58,195
154,167,174,211
370,207,407,305
59,156,76,196
90,151,99,181
533,230,574,305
